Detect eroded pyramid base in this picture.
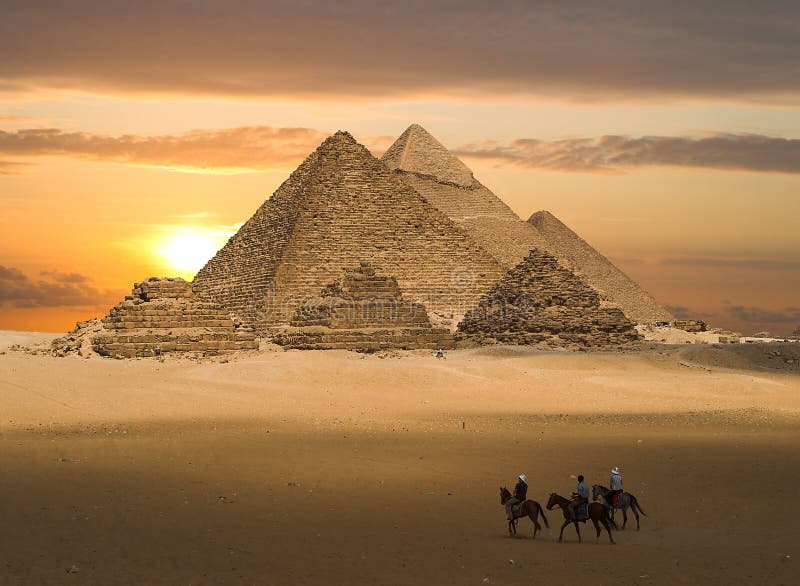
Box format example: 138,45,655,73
91,278,258,358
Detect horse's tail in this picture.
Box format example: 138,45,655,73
631,495,647,516
538,503,550,528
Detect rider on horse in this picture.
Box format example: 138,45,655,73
505,474,528,520
606,467,623,507
567,474,589,519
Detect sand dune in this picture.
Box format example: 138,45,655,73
0,334,797,584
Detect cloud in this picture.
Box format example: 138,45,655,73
664,305,719,320
665,305,692,319
727,305,800,324
0,126,335,172
0,126,393,172
1,1,799,103
0,265,124,308
2,126,797,175
659,257,800,271
0,160,32,174
455,134,800,174
0,116,39,124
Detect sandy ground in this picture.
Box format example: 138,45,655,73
1,333,798,585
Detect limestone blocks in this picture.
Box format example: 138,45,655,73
274,263,454,350
91,277,257,358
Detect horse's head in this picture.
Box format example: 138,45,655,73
499,486,511,505
591,484,599,502
546,492,558,510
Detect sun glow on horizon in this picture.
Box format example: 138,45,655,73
158,231,220,274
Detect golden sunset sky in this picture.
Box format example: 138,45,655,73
1,0,799,335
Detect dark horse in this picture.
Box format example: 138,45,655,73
546,493,616,544
499,487,549,538
592,484,647,530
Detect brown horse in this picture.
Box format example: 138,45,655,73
499,487,549,538
546,493,616,544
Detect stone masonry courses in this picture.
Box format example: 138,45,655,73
458,249,640,348
381,124,673,324
91,277,258,358
192,131,507,333
272,262,454,350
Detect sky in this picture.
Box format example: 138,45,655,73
1,0,799,336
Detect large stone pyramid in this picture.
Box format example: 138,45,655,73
381,124,672,323
458,249,639,348
192,131,506,332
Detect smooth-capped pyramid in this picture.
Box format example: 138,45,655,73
382,124,527,228
382,124,673,323
381,123,476,187
192,131,506,332
528,211,672,323
458,249,640,348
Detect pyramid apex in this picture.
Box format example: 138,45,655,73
321,130,357,145
312,130,372,158
405,123,428,133
382,124,475,187
528,210,561,225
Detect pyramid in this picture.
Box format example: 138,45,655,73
457,249,639,348
528,211,673,323
90,278,258,358
272,262,454,350
381,124,524,227
192,131,506,332
382,124,673,323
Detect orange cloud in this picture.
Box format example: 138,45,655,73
0,160,30,174
0,126,342,172
2,126,797,175
455,134,800,174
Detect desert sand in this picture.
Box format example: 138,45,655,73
1,332,798,585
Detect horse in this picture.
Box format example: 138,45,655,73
546,492,616,544
499,487,549,538
591,484,647,530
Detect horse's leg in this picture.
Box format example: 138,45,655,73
621,506,628,530
528,509,540,539
558,519,570,542
574,521,582,543
592,518,601,542
508,520,514,537
602,517,615,544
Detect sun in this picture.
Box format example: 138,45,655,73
160,231,219,273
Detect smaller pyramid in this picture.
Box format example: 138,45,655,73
273,263,454,350
457,249,639,348
90,278,258,358
528,211,673,323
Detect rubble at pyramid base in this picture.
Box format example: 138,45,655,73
55,278,259,358
272,327,454,351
